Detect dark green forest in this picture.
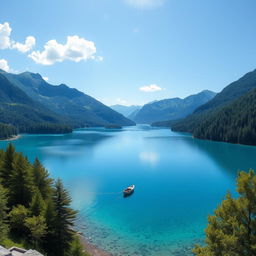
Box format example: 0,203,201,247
193,88,256,145
0,144,87,256
168,69,256,145
0,124,17,140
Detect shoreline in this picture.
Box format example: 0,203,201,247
79,234,112,256
1,134,21,142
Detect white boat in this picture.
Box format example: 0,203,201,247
123,185,135,196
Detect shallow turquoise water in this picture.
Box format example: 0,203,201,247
1,125,256,255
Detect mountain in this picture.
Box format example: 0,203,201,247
128,108,141,120
133,90,216,124
0,72,72,134
193,88,256,145
110,105,141,117
0,70,135,127
172,69,256,133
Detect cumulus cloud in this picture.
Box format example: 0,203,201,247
125,0,165,8
0,22,35,52
12,36,36,53
29,35,97,65
139,84,162,92
0,59,10,72
0,22,11,49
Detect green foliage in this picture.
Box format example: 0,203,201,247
29,191,46,217
32,158,53,200
9,153,34,206
193,169,256,256
172,69,256,145
0,73,73,137
0,70,134,130
68,235,89,256
0,123,17,140
0,144,87,256
25,216,47,247
9,205,29,234
0,143,15,188
0,185,8,242
52,178,77,256
193,89,256,145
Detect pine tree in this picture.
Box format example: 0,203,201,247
0,185,8,242
43,198,57,253
29,190,46,217
193,169,256,256
25,215,47,249
9,153,34,207
52,179,77,256
9,204,29,235
0,143,15,188
32,158,53,200
68,235,89,256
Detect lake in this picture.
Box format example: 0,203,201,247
1,125,256,256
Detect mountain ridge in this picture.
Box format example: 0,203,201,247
172,69,256,133
133,90,216,124
0,69,135,127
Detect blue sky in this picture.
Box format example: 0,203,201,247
1,0,256,106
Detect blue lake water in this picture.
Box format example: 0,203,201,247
1,125,256,256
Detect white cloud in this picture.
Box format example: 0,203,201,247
0,22,35,52
29,35,97,65
0,22,12,49
12,36,36,53
125,0,165,8
0,59,10,72
42,76,49,82
139,84,162,92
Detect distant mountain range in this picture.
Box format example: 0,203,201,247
110,105,141,117
158,69,256,145
132,90,216,124
0,69,135,136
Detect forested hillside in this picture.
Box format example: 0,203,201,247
0,124,17,140
0,144,87,256
1,70,134,127
0,73,73,135
193,88,256,145
172,69,256,133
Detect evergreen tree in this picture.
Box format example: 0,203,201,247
32,158,53,200
0,185,8,242
52,179,77,256
9,153,34,207
68,235,89,256
9,204,29,235
25,215,47,249
193,169,256,256
43,198,57,253
29,190,46,217
0,143,15,188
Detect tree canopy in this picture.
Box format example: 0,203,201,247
193,169,256,256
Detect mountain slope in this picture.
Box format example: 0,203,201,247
0,73,72,133
1,70,135,127
193,88,256,145
110,105,141,117
133,90,216,124
172,69,256,132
